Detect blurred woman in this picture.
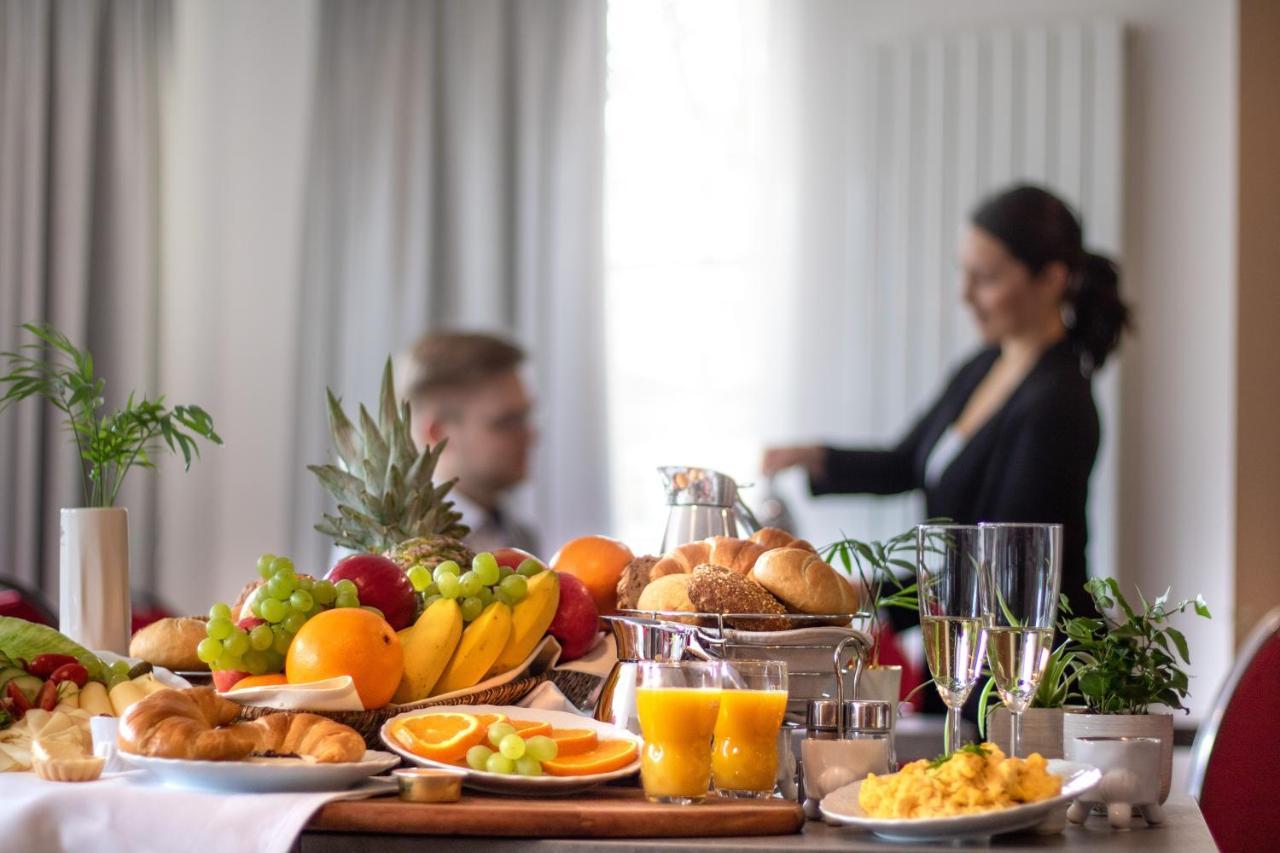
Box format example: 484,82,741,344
764,185,1130,617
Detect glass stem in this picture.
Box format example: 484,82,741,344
946,706,962,755
1011,709,1022,758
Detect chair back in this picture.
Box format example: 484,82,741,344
0,578,57,626
1189,607,1280,851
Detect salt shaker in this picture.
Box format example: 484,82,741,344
800,698,894,819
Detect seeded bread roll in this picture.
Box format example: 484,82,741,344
749,548,860,615
617,555,660,610
686,564,790,631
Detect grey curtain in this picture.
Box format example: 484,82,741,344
0,0,168,599
290,0,609,568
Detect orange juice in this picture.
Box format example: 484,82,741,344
712,689,788,794
636,686,722,802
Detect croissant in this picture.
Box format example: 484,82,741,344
649,537,767,579
750,527,817,553
117,687,365,763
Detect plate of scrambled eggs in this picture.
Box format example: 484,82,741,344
819,743,1100,842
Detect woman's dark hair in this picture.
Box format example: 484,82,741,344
970,184,1131,372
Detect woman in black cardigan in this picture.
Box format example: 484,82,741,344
764,185,1130,619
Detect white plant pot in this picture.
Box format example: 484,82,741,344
59,508,131,655
988,706,1080,759
1062,712,1174,803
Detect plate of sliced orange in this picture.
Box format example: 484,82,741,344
381,704,641,795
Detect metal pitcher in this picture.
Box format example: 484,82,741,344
658,466,760,552
594,616,695,736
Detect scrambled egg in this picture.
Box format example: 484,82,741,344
858,743,1061,818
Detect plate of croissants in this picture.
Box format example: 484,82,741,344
115,687,399,792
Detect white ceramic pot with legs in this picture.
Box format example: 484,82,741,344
1062,713,1174,803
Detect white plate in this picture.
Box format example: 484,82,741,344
119,749,400,793
819,759,1101,842
381,704,641,796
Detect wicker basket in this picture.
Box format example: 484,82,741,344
235,672,550,749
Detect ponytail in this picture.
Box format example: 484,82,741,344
971,184,1132,374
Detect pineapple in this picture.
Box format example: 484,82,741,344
308,358,472,571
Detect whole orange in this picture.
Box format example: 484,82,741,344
285,608,404,709
550,535,634,615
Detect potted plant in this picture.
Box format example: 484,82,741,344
978,624,1082,759
1059,577,1210,803
0,323,221,653
823,525,921,708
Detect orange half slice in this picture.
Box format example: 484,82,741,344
511,718,553,738
549,727,599,757
394,712,483,762
541,739,638,777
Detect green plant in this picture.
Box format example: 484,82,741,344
1064,577,1210,715
0,323,222,507
823,524,929,665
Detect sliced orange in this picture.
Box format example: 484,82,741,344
541,739,638,777
511,718,553,738
473,712,509,732
230,674,289,690
549,727,599,756
393,712,483,762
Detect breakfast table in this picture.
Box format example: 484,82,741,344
297,794,1216,852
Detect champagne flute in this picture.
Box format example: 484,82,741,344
916,524,988,755
980,523,1062,758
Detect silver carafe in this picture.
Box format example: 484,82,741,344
594,616,695,736
658,466,760,552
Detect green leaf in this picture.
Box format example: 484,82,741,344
1166,627,1190,664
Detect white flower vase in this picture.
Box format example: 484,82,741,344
59,508,131,655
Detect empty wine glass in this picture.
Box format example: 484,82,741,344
980,523,1062,757
916,524,989,755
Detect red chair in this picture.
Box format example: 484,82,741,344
0,578,56,626
1188,607,1280,852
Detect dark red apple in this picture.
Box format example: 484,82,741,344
494,547,545,571
212,670,250,692
547,572,599,661
327,554,416,630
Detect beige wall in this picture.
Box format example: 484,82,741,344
1235,0,1280,644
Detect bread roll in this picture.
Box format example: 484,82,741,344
686,564,790,631
617,555,660,610
636,574,696,614
749,527,817,553
749,548,860,615
128,617,209,672
649,541,710,579
649,537,765,578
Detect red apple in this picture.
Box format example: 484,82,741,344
237,616,266,632
547,572,599,661
327,554,416,630
493,547,545,571
212,670,250,692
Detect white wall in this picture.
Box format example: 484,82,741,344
156,0,316,614
796,0,1237,719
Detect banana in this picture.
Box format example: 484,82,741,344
431,602,512,696
489,570,560,675
392,598,464,703
109,680,146,716
79,681,113,716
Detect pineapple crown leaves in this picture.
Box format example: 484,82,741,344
307,358,470,552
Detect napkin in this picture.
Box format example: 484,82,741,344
222,676,364,712
0,770,392,853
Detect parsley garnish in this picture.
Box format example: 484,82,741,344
927,742,989,768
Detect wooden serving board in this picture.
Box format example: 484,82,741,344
308,788,805,838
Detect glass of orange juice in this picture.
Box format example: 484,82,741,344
636,661,725,804
712,660,788,798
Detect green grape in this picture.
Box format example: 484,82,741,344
361,605,385,620
206,617,234,641
495,588,517,606
407,565,432,592
272,627,292,655
525,735,558,762
472,553,500,586
290,589,314,612
283,611,307,634
111,660,131,678
458,571,483,598
435,560,462,576
476,586,495,607
433,563,460,586
250,598,265,619
249,624,274,651
243,650,269,676
261,597,287,623
516,560,544,578
334,579,358,596
264,649,285,672
209,602,233,621
271,555,294,575
437,573,462,599
498,733,526,760
256,553,276,579
335,592,359,609
515,756,543,776
313,580,336,606
498,566,515,581
460,597,483,621
223,631,250,657
466,745,493,771
422,582,439,598
196,637,222,664
423,594,442,607
487,722,516,748
267,574,296,600
499,574,528,602
485,754,515,775
297,576,314,591
213,654,242,673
